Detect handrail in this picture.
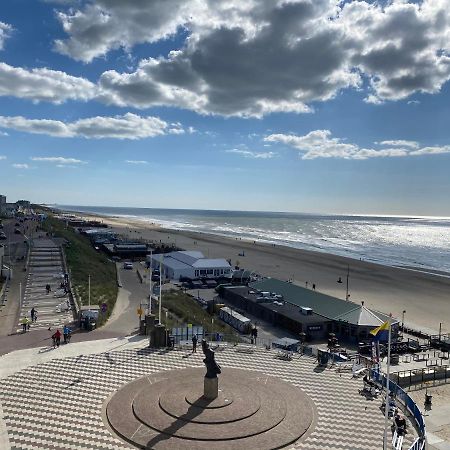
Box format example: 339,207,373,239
370,368,426,447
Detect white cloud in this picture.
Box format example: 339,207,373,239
0,62,95,103
407,100,421,105
378,140,419,149
265,130,450,160
31,156,86,165
226,148,277,159
46,0,450,116
0,113,181,140
125,160,148,165
12,163,30,169
0,22,13,50
0,155,6,160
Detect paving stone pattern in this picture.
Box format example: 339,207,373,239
0,346,418,449
17,239,74,333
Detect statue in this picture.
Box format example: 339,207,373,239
202,339,221,379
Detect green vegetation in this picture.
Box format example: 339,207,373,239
162,290,241,342
41,215,118,325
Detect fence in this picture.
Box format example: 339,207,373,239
393,365,450,388
371,368,426,449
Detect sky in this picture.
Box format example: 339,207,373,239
1,0,450,216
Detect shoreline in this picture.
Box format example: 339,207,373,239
57,209,450,334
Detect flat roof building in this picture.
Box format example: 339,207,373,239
149,251,232,281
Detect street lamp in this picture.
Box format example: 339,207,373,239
402,310,406,331
337,265,350,301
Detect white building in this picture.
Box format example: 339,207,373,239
148,251,232,281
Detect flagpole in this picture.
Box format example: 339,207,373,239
158,255,163,324
148,251,153,315
383,315,392,450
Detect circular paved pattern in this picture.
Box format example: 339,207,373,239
106,367,315,449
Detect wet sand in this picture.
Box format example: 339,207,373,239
71,213,450,334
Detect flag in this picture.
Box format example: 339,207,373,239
370,321,390,342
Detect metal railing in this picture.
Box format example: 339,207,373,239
370,368,426,448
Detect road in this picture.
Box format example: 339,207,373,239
100,262,152,335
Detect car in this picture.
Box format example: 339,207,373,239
0,232,6,240
123,262,133,270
14,228,21,234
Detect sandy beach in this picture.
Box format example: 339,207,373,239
72,213,450,334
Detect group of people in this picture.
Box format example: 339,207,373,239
21,307,38,332
51,325,72,347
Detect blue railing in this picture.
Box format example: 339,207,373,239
371,368,426,443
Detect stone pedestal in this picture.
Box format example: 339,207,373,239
203,376,218,400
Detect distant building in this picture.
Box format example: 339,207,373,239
103,242,151,259
219,278,398,342
0,195,6,216
149,251,232,281
2,203,17,217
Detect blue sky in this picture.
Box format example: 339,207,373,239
1,0,450,216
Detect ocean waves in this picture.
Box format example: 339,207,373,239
59,205,450,275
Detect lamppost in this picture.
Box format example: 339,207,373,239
402,310,406,331
337,265,350,301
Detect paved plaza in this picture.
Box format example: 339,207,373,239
17,239,73,333
0,337,418,450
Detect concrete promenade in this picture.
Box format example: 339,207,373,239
0,335,419,450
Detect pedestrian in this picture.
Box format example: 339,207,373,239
192,334,198,353
63,325,72,344
312,283,316,290
45,283,51,294
30,307,37,322
52,329,62,348
21,316,29,333
305,281,308,288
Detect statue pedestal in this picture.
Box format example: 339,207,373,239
203,376,218,400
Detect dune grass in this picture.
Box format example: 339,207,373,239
161,290,241,341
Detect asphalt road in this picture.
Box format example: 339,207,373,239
100,263,151,335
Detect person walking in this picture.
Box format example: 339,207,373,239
192,334,198,353
63,325,72,344
21,316,29,333
30,307,37,323
52,329,62,348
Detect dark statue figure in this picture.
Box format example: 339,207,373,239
202,339,221,378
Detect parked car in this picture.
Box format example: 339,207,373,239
123,262,133,270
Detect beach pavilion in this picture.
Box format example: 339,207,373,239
220,278,398,342
149,250,232,281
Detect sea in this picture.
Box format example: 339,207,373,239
57,205,450,276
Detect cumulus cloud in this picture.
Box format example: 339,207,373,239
0,62,95,103
378,140,419,149
125,160,148,164
0,22,13,50
265,130,450,160
12,163,30,169
43,0,450,116
0,155,6,160
31,156,86,164
0,113,182,139
226,148,277,159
